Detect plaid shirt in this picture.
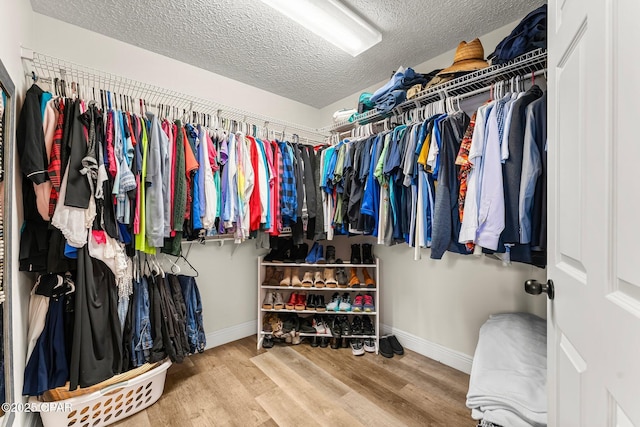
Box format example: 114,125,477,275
455,112,477,251
279,141,297,226
47,99,65,217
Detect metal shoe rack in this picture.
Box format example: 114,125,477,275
257,256,380,354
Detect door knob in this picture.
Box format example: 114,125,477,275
525,279,555,300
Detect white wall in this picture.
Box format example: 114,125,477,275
28,13,321,130
318,20,522,125
0,0,35,425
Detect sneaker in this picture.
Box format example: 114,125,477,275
362,316,374,335
363,338,376,353
363,293,375,312
312,316,326,334
351,339,365,356
350,316,363,335
379,337,394,358
339,293,352,312
340,316,351,336
352,294,364,312
326,293,341,312
387,335,404,355
331,316,342,338
273,293,285,310
262,292,274,309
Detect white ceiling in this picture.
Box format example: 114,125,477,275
30,0,545,108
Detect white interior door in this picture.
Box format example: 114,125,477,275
548,0,640,425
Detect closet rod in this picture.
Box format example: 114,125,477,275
20,48,328,144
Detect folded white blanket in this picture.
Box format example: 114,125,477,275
466,313,547,427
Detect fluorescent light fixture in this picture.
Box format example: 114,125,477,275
261,0,382,57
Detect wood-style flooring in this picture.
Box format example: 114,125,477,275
113,336,473,427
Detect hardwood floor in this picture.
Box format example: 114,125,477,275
113,336,474,427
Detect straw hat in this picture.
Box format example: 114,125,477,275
436,38,489,76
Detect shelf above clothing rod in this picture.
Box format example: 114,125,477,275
20,48,329,144
323,48,548,133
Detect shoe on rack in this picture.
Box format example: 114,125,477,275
305,242,319,264
282,239,294,263
312,316,326,334
262,267,276,286
273,292,285,310
325,245,336,264
363,338,376,353
348,267,360,288
310,336,319,347
339,293,352,312
379,337,394,358
331,316,342,338
336,267,348,288
264,237,284,262
363,293,375,312
326,293,341,312
362,316,374,336
362,243,374,264
352,294,364,312
262,335,274,349
350,244,361,264
319,337,329,348
351,339,365,356
350,316,363,335
315,294,326,312
291,268,302,287
295,293,307,311
280,267,292,287
291,331,302,345
306,294,316,311
285,292,297,310
315,244,326,264
362,267,375,288
341,337,349,348
340,315,351,337
387,335,404,355
293,243,308,263
299,318,316,334
313,270,325,288
301,271,314,287
324,267,338,288
330,337,340,349
262,292,274,309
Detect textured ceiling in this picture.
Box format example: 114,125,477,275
30,0,545,108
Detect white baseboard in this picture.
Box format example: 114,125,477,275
381,324,473,374
204,320,257,350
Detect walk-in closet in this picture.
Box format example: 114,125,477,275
0,0,638,426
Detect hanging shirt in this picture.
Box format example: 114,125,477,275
144,112,165,247
135,122,156,254
199,126,217,231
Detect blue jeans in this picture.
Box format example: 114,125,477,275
132,277,152,366
178,276,206,353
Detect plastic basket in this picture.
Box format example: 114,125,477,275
30,360,172,427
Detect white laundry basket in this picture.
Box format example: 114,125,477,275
30,360,172,427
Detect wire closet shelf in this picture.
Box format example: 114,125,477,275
22,50,329,145
324,48,548,133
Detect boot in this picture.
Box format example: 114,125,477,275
301,271,314,287
325,245,336,264
336,267,348,288
324,268,338,288
315,244,326,264
350,244,361,264
362,268,375,288
279,267,292,286
348,267,360,288
305,242,319,264
291,268,302,287
294,243,308,263
362,243,374,264
261,267,276,286
264,239,282,262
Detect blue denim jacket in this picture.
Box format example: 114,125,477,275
132,277,153,366
178,275,206,353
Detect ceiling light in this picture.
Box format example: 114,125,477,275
261,0,382,57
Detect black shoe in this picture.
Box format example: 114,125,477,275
387,335,404,355
319,337,329,348
262,335,274,349
282,239,294,263
326,245,336,264
350,244,361,264
362,316,374,335
299,318,316,334
310,336,319,347
362,243,374,264
331,316,342,338
351,317,363,335
340,316,351,336
341,337,349,348
306,294,316,311
379,337,394,358
293,243,309,263
330,337,340,349
315,294,326,312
